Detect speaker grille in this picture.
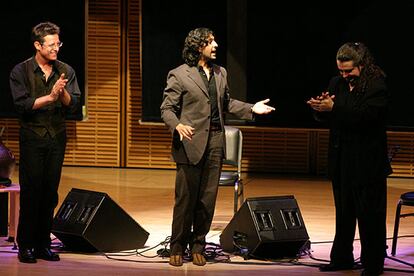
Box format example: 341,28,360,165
52,188,149,252
220,195,309,259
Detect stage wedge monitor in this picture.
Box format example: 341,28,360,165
220,195,309,259
52,188,149,252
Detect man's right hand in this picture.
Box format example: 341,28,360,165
50,73,68,101
176,123,195,141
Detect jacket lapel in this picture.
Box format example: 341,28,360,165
213,65,222,94
187,66,209,98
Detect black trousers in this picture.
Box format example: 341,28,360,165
17,128,66,249
330,177,387,272
170,130,224,255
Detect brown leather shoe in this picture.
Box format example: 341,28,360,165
169,254,183,266
192,253,206,266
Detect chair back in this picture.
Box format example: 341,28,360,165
223,126,242,169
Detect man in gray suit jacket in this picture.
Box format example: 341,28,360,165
160,27,275,267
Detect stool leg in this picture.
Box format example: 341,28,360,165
391,200,402,256
239,179,244,210
234,180,239,214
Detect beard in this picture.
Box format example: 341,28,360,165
345,75,359,86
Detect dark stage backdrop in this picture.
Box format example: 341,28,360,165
246,1,414,129
141,0,227,123
141,1,414,131
0,1,86,120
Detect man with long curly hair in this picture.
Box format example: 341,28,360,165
307,42,392,276
161,27,274,267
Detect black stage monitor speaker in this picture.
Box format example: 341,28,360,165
220,195,309,259
52,188,149,252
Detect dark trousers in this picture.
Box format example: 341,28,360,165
17,128,66,249
170,130,224,255
330,177,387,272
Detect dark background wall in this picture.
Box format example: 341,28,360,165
0,0,85,120
246,1,414,129
1,1,413,129
141,1,414,130
1,0,413,174
141,0,227,122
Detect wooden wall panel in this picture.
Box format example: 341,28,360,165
240,127,310,173
124,0,311,173
65,111,120,166
62,0,123,167
315,130,329,175
87,36,122,113
3,0,414,177
0,0,124,168
126,0,150,167
313,130,414,177
122,1,414,176
88,0,121,36
127,125,175,168
61,0,122,167
387,131,414,176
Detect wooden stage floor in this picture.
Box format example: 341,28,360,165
1,167,414,275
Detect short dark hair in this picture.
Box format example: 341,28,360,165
182,27,213,67
31,22,60,44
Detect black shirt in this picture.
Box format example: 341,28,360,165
198,66,220,125
9,57,81,137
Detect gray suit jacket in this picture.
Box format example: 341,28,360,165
160,63,253,165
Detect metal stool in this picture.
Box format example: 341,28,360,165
391,191,414,256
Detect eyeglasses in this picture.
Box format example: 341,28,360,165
42,41,63,50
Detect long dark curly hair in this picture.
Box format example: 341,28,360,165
336,42,386,92
182,27,214,67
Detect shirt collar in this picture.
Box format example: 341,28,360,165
198,61,213,72
30,56,58,73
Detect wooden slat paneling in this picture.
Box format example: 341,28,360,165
87,36,122,113
5,0,414,177
126,0,146,167
241,127,310,173
127,124,175,168
315,130,329,175
388,131,414,176
63,0,122,166
65,111,120,166
88,0,121,37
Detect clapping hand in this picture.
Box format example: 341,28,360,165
307,92,335,112
51,73,68,101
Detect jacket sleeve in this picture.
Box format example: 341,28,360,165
160,70,183,133
221,67,254,120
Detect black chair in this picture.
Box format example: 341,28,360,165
391,191,414,256
219,126,243,214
